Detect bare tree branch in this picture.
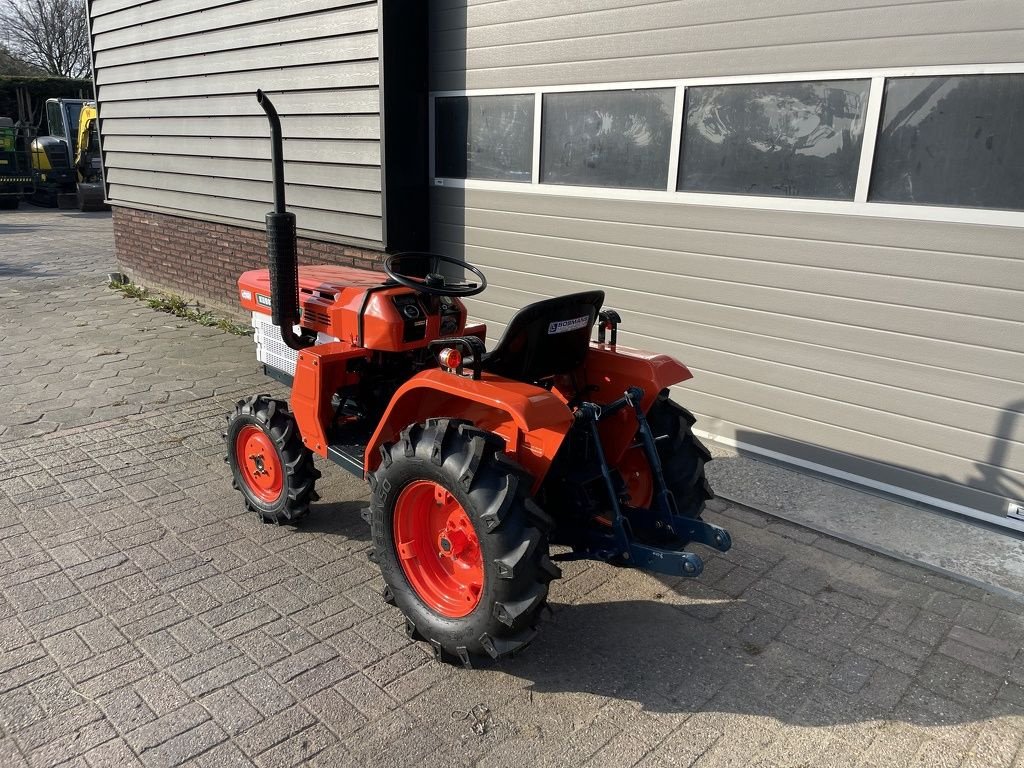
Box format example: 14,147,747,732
0,0,90,79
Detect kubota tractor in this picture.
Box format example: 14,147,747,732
226,92,732,665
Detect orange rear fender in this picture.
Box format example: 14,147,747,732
364,369,574,490
571,343,694,465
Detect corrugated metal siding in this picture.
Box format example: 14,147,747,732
430,0,1024,90
89,0,382,247
428,1,1024,520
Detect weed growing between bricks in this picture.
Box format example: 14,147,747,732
109,279,253,336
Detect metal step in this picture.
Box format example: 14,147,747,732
327,440,366,478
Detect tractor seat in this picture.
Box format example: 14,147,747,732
480,290,605,381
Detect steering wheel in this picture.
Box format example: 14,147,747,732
383,252,487,297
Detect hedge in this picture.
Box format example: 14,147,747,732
0,76,95,127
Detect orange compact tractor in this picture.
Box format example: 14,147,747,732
226,92,731,665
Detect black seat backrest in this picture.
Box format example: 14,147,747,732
481,290,604,381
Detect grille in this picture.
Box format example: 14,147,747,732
251,312,338,376
304,309,330,326
252,312,299,376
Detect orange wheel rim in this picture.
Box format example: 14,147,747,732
393,480,484,618
235,425,283,503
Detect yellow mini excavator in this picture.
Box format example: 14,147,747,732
31,98,107,211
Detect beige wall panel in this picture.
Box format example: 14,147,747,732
98,90,379,119
105,168,381,217
102,115,380,141
113,185,382,243
97,60,378,100
97,31,378,82
102,136,379,165
93,0,371,29
93,1,376,53
92,0,382,247
105,153,382,192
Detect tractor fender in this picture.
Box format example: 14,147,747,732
584,343,693,404
364,369,573,490
579,343,695,465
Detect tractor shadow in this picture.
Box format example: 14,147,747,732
302,498,372,542
503,596,995,728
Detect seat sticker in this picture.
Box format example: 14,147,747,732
548,316,589,334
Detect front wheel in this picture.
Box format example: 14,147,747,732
225,395,319,524
369,419,560,665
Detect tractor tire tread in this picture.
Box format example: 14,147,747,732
370,418,554,664
225,394,317,525
648,398,714,520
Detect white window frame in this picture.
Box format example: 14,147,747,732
428,63,1024,228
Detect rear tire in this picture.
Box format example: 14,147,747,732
647,394,714,519
225,395,319,524
369,419,559,665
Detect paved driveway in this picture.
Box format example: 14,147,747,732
1,206,1023,767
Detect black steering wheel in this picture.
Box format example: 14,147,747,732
383,252,487,297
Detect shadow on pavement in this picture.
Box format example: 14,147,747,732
505,597,994,727
302,499,372,541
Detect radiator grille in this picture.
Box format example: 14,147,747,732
251,312,338,376
252,312,298,376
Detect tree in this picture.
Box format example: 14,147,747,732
0,0,90,79
0,44,46,76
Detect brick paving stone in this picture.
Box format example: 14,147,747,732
235,704,316,758
2,207,1024,767
135,720,226,768
252,723,337,768
305,688,368,738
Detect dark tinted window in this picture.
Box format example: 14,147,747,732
46,101,66,140
540,89,674,190
66,103,83,154
434,94,534,182
678,80,870,200
870,74,1024,211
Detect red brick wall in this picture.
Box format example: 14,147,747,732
112,207,384,309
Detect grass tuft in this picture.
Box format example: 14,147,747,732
109,280,252,336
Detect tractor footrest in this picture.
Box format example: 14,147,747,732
326,441,365,478
326,423,371,478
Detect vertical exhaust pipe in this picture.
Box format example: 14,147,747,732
256,89,310,351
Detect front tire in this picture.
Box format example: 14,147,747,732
369,419,559,665
225,395,319,524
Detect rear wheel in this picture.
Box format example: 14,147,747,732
369,419,560,665
225,395,319,524
641,393,714,519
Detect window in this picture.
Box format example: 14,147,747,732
434,94,534,182
540,88,674,190
46,101,66,140
678,80,870,200
431,67,1024,226
870,74,1024,211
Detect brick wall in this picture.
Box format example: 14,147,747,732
112,207,384,310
